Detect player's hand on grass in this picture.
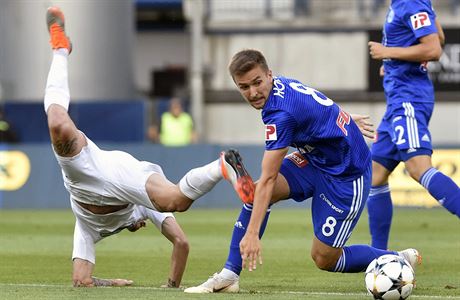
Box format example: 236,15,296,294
368,41,388,60
240,233,263,272
160,278,181,288
75,277,134,287
110,278,134,286
351,114,375,139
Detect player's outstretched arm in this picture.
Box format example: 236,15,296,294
240,147,288,272
160,217,190,288
351,114,375,139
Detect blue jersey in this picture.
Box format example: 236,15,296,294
382,0,438,104
262,76,371,181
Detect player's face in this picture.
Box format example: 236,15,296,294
233,65,273,110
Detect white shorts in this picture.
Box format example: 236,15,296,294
54,133,164,209
72,203,174,264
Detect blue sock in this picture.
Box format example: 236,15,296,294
367,184,393,249
334,245,397,273
224,203,271,275
420,168,460,217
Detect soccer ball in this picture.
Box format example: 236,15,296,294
365,254,415,300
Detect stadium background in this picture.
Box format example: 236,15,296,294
0,0,459,209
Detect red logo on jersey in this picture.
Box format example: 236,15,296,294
286,152,308,168
410,12,431,30
265,124,277,141
336,109,351,136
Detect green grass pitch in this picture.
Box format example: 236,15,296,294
0,208,459,299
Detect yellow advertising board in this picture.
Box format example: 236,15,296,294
0,150,31,191
389,149,460,207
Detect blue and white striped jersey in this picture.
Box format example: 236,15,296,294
262,76,371,180
382,0,438,104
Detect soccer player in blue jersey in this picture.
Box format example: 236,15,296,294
367,0,460,250
185,49,419,293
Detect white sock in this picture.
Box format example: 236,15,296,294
44,49,70,114
179,159,222,200
220,268,239,279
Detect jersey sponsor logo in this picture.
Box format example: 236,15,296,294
295,143,315,153
286,152,308,168
273,78,285,98
336,109,351,136
320,193,344,214
0,151,31,191
265,124,277,141
410,12,431,30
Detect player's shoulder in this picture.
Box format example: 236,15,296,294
399,0,433,15
273,75,309,96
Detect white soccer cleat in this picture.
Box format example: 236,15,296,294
398,248,422,270
184,273,239,293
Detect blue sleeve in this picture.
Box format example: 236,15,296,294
263,110,297,150
403,1,437,39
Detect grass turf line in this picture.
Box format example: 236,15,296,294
0,208,458,300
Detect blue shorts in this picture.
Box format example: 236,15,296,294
279,152,371,248
372,102,433,171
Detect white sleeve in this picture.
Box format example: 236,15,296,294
72,219,100,264
132,205,174,231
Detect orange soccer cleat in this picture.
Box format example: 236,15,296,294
220,149,255,204
46,6,72,53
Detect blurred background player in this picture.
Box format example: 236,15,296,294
148,97,197,146
44,6,253,287
0,107,19,143
367,0,460,250
185,49,418,293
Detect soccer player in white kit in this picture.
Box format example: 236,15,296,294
45,7,254,288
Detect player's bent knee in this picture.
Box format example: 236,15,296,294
155,198,192,212
405,165,426,182
311,252,337,271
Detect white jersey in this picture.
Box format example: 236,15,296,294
54,133,161,209
71,200,173,264
53,133,174,264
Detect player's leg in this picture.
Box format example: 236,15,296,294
219,172,289,281
310,165,420,273
367,117,400,249
396,102,460,217
405,155,460,218
184,168,289,293
146,149,255,212
45,7,85,157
